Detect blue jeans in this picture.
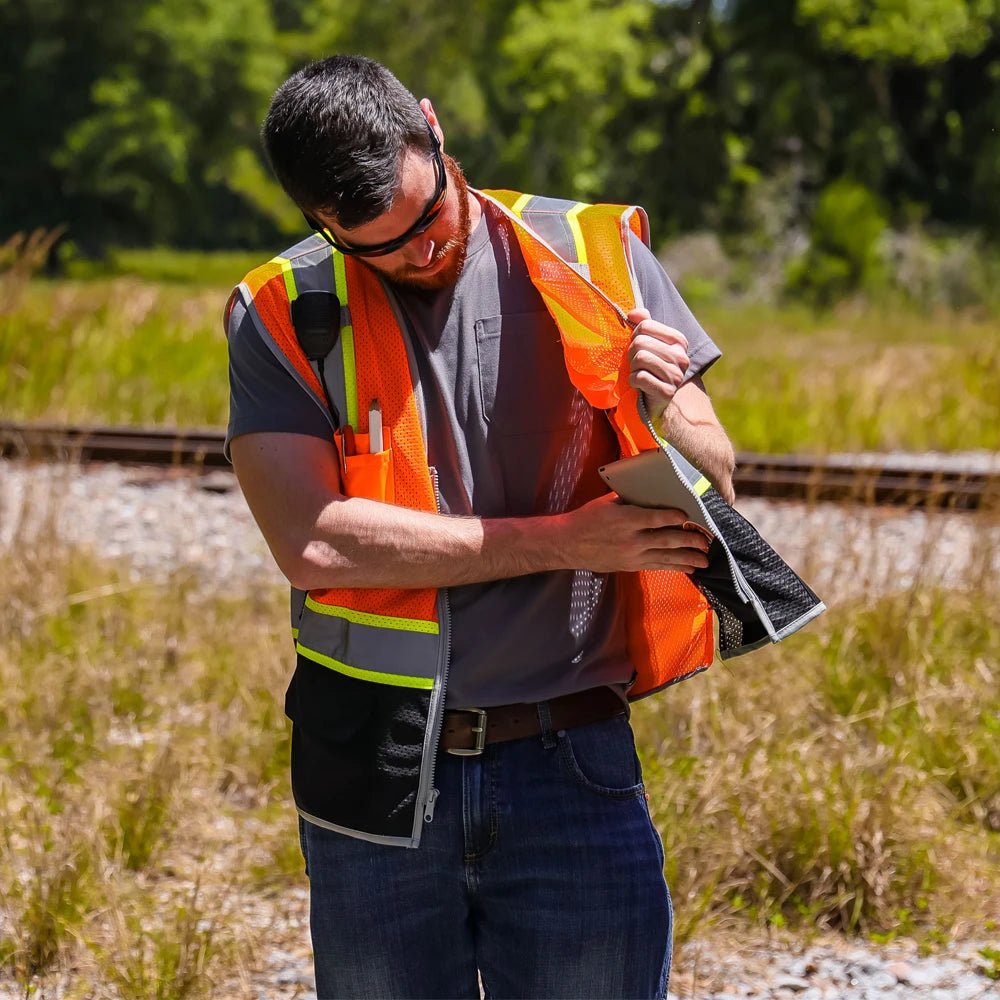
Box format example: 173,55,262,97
298,712,672,999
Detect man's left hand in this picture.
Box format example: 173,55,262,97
626,307,689,420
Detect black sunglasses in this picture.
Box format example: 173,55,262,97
304,122,447,258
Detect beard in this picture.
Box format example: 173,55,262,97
378,154,473,291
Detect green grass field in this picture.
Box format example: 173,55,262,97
1,265,998,453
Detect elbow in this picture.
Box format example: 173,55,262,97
277,539,349,592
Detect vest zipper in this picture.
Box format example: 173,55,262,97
638,394,751,607
416,465,452,829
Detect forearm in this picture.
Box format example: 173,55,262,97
656,385,736,503
233,432,715,592
289,496,568,591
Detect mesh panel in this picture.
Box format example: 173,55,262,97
488,200,630,411
624,570,714,698
700,488,823,636
580,205,638,309
496,198,717,695
703,588,744,652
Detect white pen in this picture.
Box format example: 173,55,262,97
369,399,383,452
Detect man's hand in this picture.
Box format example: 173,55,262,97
626,307,689,422
556,493,711,574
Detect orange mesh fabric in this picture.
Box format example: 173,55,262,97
492,195,714,696
243,268,323,400
311,259,439,624
625,571,715,696
483,199,629,410
578,204,642,310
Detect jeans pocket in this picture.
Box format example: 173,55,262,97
557,716,645,799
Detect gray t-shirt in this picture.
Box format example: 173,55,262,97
228,201,721,708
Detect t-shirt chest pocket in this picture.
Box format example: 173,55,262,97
474,311,581,435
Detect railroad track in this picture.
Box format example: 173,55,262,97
2,421,998,511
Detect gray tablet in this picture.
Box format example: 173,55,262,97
599,450,715,536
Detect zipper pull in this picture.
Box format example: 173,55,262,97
423,787,440,823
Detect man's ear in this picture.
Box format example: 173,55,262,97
419,97,445,151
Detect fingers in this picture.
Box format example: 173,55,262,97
626,310,689,407
639,528,712,572
627,308,689,352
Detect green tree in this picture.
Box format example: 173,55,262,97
1,0,292,248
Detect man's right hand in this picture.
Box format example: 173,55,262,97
557,493,711,574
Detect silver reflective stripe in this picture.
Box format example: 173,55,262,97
298,807,417,848
520,197,582,266
620,206,647,307
295,603,440,684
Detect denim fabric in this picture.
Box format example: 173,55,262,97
298,713,672,999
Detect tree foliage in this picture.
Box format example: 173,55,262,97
2,0,999,253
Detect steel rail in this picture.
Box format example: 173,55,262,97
1,421,998,510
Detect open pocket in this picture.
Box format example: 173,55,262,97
335,428,395,504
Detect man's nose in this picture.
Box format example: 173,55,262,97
402,236,436,267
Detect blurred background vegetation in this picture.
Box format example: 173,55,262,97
2,4,999,991
4,0,1000,310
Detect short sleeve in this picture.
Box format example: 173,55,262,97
226,292,332,457
628,232,722,381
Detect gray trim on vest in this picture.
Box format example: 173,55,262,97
297,807,417,848
290,587,307,630
295,604,441,682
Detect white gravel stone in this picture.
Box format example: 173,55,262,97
3,460,998,610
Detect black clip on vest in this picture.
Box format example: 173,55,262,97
291,290,342,430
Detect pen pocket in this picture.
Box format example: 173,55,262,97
335,428,395,504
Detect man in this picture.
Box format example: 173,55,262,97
227,54,735,999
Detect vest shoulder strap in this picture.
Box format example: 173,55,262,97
481,189,650,307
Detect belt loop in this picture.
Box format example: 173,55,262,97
537,700,557,750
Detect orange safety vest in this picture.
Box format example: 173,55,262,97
240,190,714,697
228,190,823,845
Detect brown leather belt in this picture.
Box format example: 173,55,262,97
439,685,626,757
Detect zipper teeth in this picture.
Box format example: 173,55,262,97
420,466,452,821
638,395,748,602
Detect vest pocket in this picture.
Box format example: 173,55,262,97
336,428,395,503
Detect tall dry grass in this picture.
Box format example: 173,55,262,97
0,471,998,994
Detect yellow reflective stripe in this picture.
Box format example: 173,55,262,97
543,296,609,349
291,627,300,638
270,256,297,301
332,252,358,429
480,189,524,212
296,643,434,689
304,595,439,634
693,475,711,496
511,193,532,218
565,203,588,266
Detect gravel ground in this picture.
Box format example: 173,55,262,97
2,458,997,603
2,457,998,999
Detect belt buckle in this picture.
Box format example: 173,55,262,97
446,707,487,757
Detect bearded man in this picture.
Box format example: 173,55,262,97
226,53,735,1000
